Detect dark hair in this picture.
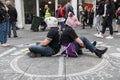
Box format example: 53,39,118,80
0,0,3,4
68,0,71,2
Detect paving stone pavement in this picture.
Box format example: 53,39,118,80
0,25,120,80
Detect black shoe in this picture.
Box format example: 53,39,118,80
14,36,18,38
92,41,97,46
114,30,118,33
27,52,41,58
95,48,108,58
8,35,11,38
77,49,83,55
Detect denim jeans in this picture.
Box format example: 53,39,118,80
59,22,64,30
75,36,96,53
0,22,9,44
29,45,56,56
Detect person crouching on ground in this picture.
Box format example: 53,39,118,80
28,17,61,57
60,12,108,58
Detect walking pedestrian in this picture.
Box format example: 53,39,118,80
94,0,104,34
0,0,10,47
41,4,51,31
64,0,74,19
55,4,65,31
97,0,115,39
114,7,120,33
5,0,18,38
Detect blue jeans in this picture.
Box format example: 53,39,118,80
0,22,9,44
59,22,64,30
75,36,96,53
29,45,56,56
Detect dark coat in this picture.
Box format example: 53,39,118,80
0,3,9,23
96,1,104,15
106,0,115,18
7,5,17,22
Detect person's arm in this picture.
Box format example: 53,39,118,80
40,38,52,46
75,37,84,47
4,5,8,12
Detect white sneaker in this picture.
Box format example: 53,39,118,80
106,36,113,39
116,33,120,35
94,33,99,36
96,34,104,38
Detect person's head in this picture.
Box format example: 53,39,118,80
58,4,61,8
45,17,58,28
44,4,48,9
97,0,101,2
0,0,3,4
5,0,11,6
105,0,109,4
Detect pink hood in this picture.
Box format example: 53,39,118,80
65,12,81,27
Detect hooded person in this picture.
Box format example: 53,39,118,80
65,12,81,27
29,17,61,57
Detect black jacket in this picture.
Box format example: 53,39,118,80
7,5,17,22
0,3,9,23
96,1,104,15
106,0,115,18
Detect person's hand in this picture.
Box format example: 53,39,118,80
75,38,84,47
79,41,84,47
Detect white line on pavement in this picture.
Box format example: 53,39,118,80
116,48,120,52
58,57,64,75
0,47,16,57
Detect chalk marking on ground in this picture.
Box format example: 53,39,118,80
116,48,120,52
109,53,120,58
58,57,64,76
11,48,29,56
0,47,16,57
10,52,110,78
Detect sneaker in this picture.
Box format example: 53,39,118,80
96,34,104,38
14,36,18,38
106,36,113,39
114,30,118,33
116,33,120,35
94,33,99,36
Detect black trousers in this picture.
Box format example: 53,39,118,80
101,16,113,35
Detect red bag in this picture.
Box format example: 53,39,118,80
59,6,65,17
116,8,120,16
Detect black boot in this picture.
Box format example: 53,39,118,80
95,48,108,58
27,52,41,58
92,41,97,46
77,49,83,55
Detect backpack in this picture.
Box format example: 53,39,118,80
59,6,65,17
59,42,78,57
